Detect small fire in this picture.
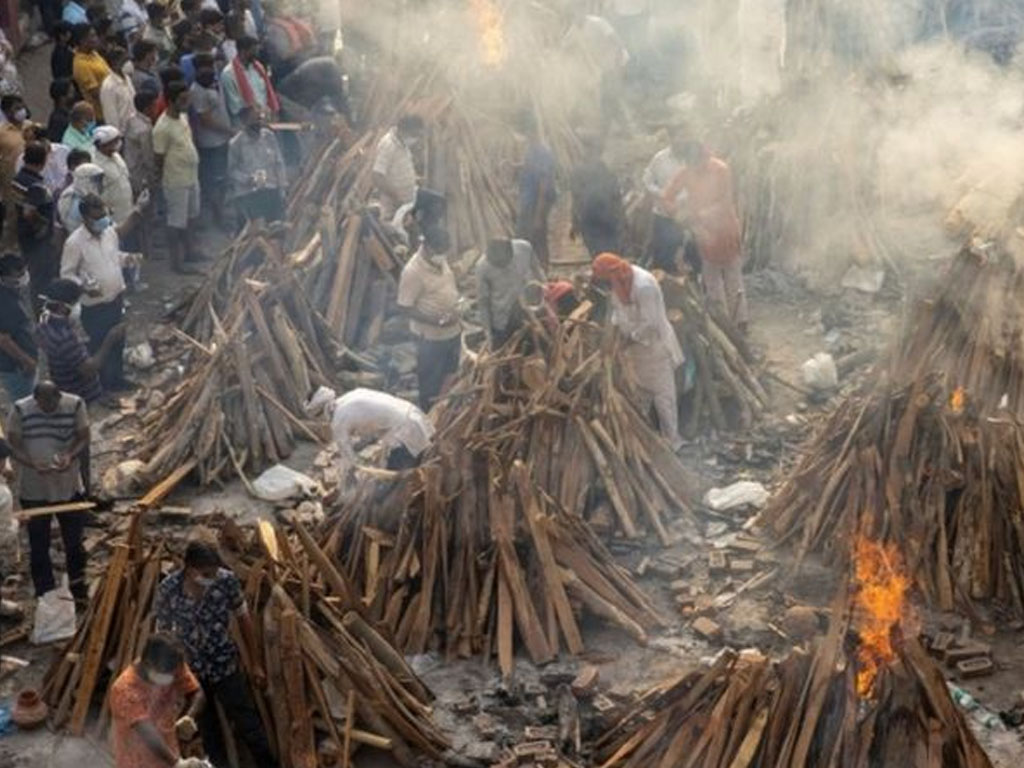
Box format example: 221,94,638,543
468,0,507,67
950,387,966,414
853,536,910,698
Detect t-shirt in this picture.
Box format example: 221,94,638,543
36,313,102,402
110,663,199,768
189,83,232,149
152,112,200,189
475,239,539,333
397,249,460,341
72,51,112,119
7,392,88,502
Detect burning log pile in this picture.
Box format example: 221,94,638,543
324,313,691,670
42,515,449,767
595,541,993,768
760,246,1024,618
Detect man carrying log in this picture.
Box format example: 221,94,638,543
154,541,277,768
662,141,747,333
306,386,434,471
476,237,545,348
397,225,462,412
150,540,272,768
110,633,207,768
5,380,91,606
591,253,684,451
372,113,422,220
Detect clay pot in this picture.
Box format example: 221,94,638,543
12,688,48,729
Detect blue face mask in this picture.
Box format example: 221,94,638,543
87,215,111,233
84,120,96,136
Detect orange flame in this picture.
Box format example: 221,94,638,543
950,387,965,414
853,537,910,698
468,0,507,67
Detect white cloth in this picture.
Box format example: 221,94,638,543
99,73,136,133
60,225,127,305
642,147,683,216
328,388,434,464
57,163,104,232
608,265,683,448
372,128,416,217
92,150,134,224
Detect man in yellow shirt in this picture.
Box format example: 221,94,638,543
153,81,203,274
72,25,111,121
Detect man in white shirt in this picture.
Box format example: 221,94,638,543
59,193,143,391
397,226,462,412
372,114,422,220
98,46,136,134
306,386,434,471
91,126,134,225
642,127,688,272
591,253,684,451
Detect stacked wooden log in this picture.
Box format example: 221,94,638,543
659,272,769,432
42,514,449,767
595,598,992,768
325,310,688,670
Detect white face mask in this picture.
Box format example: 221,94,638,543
69,303,82,322
147,671,174,687
195,576,214,589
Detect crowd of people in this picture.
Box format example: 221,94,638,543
0,2,752,766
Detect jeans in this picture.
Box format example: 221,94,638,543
416,335,460,412
22,496,88,603
81,294,125,389
0,367,34,402
198,671,277,768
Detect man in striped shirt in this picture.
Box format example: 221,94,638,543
6,380,91,604
35,279,106,404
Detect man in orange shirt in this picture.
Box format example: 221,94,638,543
662,141,747,333
110,633,207,768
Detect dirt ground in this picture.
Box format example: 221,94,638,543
3,44,1024,768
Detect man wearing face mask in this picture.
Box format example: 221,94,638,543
155,541,276,768
190,53,232,229
372,113,422,220
60,194,143,392
99,46,137,134
397,225,462,411
6,380,91,605
61,101,97,152
227,106,286,229
36,279,105,402
57,159,102,233
92,127,135,227
0,254,37,401
110,633,207,768
71,25,112,121
13,143,57,303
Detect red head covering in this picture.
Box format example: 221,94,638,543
591,253,633,303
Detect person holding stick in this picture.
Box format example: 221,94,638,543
476,237,545,348
110,633,207,768
154,541,277,768
5,380,91,606
591,253,684,451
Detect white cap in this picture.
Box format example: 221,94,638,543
73,162,104,180
93,125,121,146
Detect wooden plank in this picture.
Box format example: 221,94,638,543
138,460,197,508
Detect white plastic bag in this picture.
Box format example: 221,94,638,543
801,353,838,391
251,464,322,502
703,481,770,512
31,582,77,645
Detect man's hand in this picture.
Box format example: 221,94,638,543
18,357,35,375
51,452,71,472
109,323,128,341
79,358,99,379
175,715,198,741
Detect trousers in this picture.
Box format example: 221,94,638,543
198,671,278,768
702,258,748,326
81,294,125,389
627,344,681,449
22,496,88,602
416,336,460,412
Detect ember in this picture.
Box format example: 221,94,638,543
468,0,506,66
